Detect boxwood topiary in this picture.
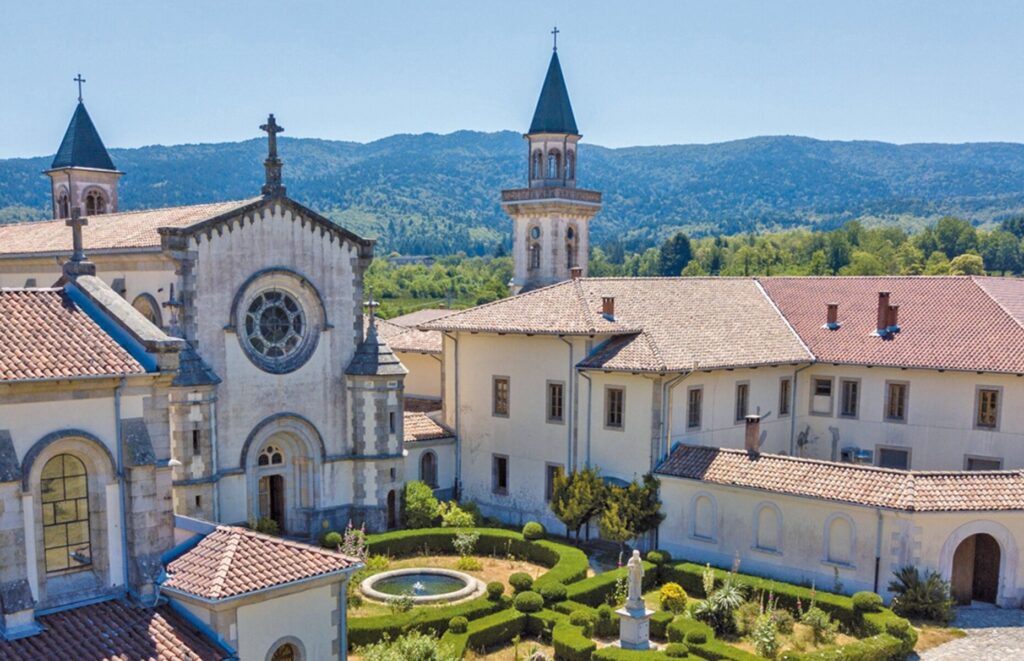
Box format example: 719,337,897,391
320,530,342,548
852,591,883,614
522,521,546,540
685,630,707,645
646,549,672,565
509,571,534,593
665,643,690,658
448,616,468,633
539,581,568,604
514,590,544,613
486,580,505,600
568,609,595,636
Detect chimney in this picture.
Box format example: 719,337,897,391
825,303,839,330
887,304,900,333
876,292,890,334
570,266,583,280
602,296,615,319
744,415,762,454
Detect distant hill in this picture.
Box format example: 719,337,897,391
3,132,1024,254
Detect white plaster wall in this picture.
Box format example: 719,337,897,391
237,583,337,661
397,351,441,399
584,371,657,482
404,441,456,492
1,395,118,460
792,366,1024,469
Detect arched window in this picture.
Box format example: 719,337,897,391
547,150,561,179
754,503,782,552
57,189,70,219
532,150,543,179
271,643,297,661
528,226,541,270
691,493,717,541
258,444,284,466
132,294,163,328
420,451,438,488
40,454,91,574
84,190,107,215
566,150,575,179
566,226,578,269
825,513,855,565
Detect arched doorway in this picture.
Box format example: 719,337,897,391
387,490,398,529
952,533,1001,604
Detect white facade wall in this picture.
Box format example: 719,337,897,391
236,584,338,661
396,351,441,400
404,441,456,493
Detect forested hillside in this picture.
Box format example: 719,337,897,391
3,132,1024,255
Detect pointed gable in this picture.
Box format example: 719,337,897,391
51,102,117,171
529,52,579,135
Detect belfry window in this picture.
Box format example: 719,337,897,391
547,151,560,179
566,151,575,179
84,190,107,215
40,454,92,574
566,226,578,268
57,190,70,219
532,150,542,179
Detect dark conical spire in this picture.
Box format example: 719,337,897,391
51,102,116,170
529,51,578,135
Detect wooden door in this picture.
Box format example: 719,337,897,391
973,533,1000,603
951,535,975,605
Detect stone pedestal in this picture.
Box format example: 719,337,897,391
616,603,655,650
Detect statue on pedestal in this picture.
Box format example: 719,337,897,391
626,549,644,611
617,549,654,650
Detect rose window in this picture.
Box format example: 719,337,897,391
244,290,305,361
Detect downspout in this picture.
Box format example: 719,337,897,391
114,377,131,600
579,370,594,468
661,372,691,461
558,336,574,469
789,364,814,456
339,574,349,660
210,399,220,522
873,508,884,594
444,332,461,497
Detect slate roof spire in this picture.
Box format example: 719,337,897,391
51,101,117,171
528,49,579,135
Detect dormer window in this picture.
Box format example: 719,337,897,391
84,190,107,215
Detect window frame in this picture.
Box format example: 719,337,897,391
964,454,1003,471
546,380,565,424
492,454,509,495
545,463,564,502
420,450,438,488
492,376,510,418
778,377,792,417
40,454,93,575
875,445,911,470
686,385,703,430
604,386,625,431
974,385,1002,431
884,380,909,423
839,378,860,419
734,381,750,423
810,376,834,416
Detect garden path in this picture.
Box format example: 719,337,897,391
915,605,1024,660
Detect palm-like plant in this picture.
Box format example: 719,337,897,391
693,577,746,635
888,565,954,624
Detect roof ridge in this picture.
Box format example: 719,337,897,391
676,443,915,475
420,279,575,328
0,197,260,228
209,527,244,599
753,277,815,360
572,278,600,333
224,524,360,562
640,331,668,372
969,275,1024,332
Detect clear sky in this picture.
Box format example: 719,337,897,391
2,1,1023,158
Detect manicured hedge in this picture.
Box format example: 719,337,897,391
564,561,658,606
650,609,675,640
781,633,908,661
466,609,528,651
593,647,673,660
348,595,509,647
553,621,597,661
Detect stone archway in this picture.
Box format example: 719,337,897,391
940,520,1019,608
952,533,1001,604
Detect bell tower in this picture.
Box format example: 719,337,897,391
45,75,123,220
502,30,601,294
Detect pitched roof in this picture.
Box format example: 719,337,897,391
50,102,117,170
657,444,1024,512
0,288,145,382
389,309,455,327
0,199,260,257
0,598,228,660
529,52,579,134
426,278,812,372
760,276,1024,374
163,525,359,601
404,411,454,443
345,323,409,376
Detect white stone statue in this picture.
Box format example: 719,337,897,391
626,549,644,607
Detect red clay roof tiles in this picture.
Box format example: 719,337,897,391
164,525,359,601
0,288,145,381
404,411,454,443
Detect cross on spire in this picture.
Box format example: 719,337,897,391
259,113,286,197
364,291,380,330
551,26,559,51
74,74,86,102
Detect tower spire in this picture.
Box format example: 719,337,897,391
259,113,286,197
74,73,86,103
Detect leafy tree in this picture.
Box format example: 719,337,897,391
806,250,830,275
923,251,951,275
681,259,708,276
549,467,607,543
888,565,955,624
1000,214,1024,239
949,253,985,275
934,216,977,258
659,231,693,276
401,480,439,528
826,232,852,274
840,251,886,275
359,631,458,661
597,474,665,554
979,230,1021,275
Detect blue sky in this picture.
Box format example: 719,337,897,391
2,1,1023,158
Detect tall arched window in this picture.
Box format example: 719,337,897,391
528,226,541,270
566,150,575,179
57,189,70,219
566,226,578,269
532,150,542,179
420,451,438,488
40,454,91,574
691,493,717,541
547,150,561,179
84,190,107,215
754,503,782,552
826,513,855,565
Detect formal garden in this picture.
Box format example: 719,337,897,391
332,479,962,661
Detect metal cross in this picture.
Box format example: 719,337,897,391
66,206,88,263
551,26,559,51
364,293,380,328
259,113,284,159
74,74,86,102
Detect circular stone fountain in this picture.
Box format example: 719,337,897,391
360,568,484,604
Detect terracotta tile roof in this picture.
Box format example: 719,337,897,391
657,444,1024,512
0,199,259,256
0,288,145,381
426,278,812,372
760,276,1024,374
389,308,455,327
404,411,454,443
0,598,228,660
369,317,442,353
404,396,442,413
164,525,359,601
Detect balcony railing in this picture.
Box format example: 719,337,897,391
501,187,602,204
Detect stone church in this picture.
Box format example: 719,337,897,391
0,102,408,537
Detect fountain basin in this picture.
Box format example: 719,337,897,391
360,568,483,604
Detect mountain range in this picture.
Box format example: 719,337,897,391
2,131,1023,255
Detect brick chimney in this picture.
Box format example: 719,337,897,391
825,303,839,330
744,414,762,454
887,304,900,333
602,296,615,319
876,292,890,334
570,266,583,280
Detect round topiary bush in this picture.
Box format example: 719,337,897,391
539,581,568,603
646,549,672,565
595,604,618,637
514,590,544,613
685,630,707,645
568,609,595,636
852,591,884,613
320,531,342,548
665,643,690,658
448,616,468,634
659,582,688,614
486,580,505,600
522,521,546,540
509,572,534,593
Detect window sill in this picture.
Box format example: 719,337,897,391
492,490,508,497
751,545,783,557
821,560,856,570
689,534,716,544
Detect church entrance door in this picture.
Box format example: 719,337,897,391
259,474,286,532
952,533,1001,604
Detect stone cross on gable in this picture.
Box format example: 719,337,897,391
260,113,287,197
66,206,87,263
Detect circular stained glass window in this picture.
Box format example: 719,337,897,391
530,226,541,240
243,289,306,364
